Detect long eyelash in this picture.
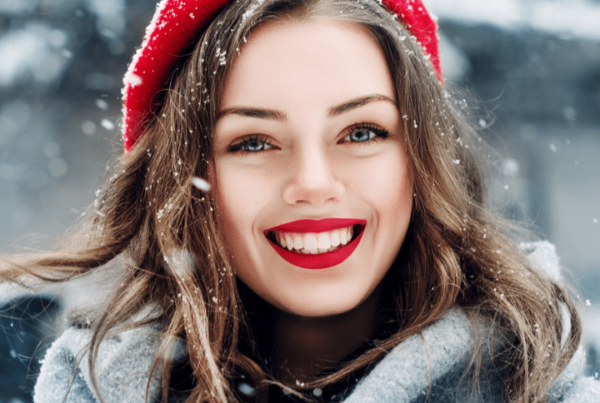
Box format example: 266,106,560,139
346,122,390,141
227,134,271,153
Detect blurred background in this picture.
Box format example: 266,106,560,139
0,0,599,401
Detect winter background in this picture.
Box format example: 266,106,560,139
0,0,599,401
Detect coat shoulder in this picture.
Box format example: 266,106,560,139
557,376,600,403
520,240,562,281
343,241,600,402
34,324,162,403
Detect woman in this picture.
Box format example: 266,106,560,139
3,0,598,402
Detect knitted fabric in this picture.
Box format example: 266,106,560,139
121,0,441,151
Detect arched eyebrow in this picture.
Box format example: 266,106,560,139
217,94,396,122
328,94,396,117
217,107,286,121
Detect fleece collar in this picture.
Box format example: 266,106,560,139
34,242,592,403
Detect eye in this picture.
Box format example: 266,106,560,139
228,135,273,153
342,123,389,143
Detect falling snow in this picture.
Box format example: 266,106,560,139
82,120,97,136
95,99,109,110
238,382,256,397
3,0,600,397
191,176,211,192
101,119,115,130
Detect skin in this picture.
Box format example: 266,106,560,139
212,19,413,381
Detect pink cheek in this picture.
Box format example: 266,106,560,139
215,165,275,236
346,154,411,209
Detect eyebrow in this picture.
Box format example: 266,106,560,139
328,94,396,117
217,94,396,122
217,107,286,121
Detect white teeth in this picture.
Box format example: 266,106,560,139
330,231,341,247
303,233,318,250
272,225,358,255
340,227,353,245
293,236,303,250
317,232,331,249
284,233,293,250
340,228,348,245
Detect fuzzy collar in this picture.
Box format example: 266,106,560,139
34,242,598,403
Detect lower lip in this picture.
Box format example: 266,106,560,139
266,228,365,270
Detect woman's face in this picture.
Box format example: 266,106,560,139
213,19,413,317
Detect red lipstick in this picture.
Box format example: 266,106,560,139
265,219,366,270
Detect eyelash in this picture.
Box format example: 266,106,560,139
227,135,272,154
227,123,390,154
341,122,390,144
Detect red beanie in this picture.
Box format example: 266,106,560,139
122,0,441,152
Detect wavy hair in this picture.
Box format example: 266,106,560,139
1,0,581,402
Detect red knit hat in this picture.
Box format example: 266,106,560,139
122,0,441,152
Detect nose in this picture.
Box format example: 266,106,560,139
282,147,346,206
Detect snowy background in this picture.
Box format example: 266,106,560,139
0,0,599,401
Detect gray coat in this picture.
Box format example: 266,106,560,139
34,242,600,402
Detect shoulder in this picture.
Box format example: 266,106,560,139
342,307,473,402
34,323,162,403
342,307,493,402
546,345,600,403
343,242,600,402
344,307,600,402
520,240,562,281
520,242,600,401
554,376,600,403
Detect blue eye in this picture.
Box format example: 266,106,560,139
343,124,389,143
228,136,273,153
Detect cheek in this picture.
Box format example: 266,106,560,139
216,165,266,211
343,146,413,213
213,161,276,250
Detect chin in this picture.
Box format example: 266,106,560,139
270,286,373,318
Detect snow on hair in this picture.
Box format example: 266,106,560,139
1,1,581,403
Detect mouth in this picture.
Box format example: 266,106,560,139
264,219,366,269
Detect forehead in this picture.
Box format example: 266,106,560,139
219,18,396,111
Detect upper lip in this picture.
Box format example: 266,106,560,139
265,218,367,234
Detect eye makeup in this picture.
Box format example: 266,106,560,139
227,134,274,154
340,122,390,144
226,122,391,155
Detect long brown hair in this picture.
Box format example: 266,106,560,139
1,0,581,402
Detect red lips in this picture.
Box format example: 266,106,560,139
265,219,366,270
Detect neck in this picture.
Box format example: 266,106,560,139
271,288,381,384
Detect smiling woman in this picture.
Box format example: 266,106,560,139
1,0,599,402
213,20,412,324
212,22,412,375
